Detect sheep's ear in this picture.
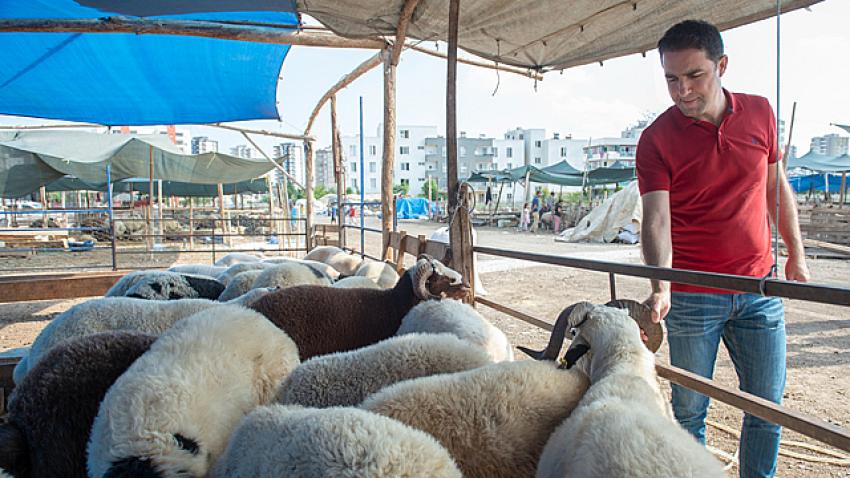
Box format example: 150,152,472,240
416,253,433,263
517,302,592,361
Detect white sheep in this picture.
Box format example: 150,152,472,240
217,270,264,302
209,405,462,478
331,276,381,289
223,287,274,307
87,305,300,478
167,264,227,278
213,252,264,267
14,297,219,384
360,359,589,478
355,260,400,288
396,299,514,362
277,333,491,408
215,262,271,286
252,262,332,290
263,257,341,281
303,245,344,263
305,246,363,276
524,301,726,478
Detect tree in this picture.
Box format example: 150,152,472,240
286,181,304,200
419,178,440,200
314,184,332,199
393,182,410,196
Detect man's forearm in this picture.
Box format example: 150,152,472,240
769,177,805,260
642,224,672,293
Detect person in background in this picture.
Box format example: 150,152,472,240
519,202,531,232
530,191,541,234
637,20,808,478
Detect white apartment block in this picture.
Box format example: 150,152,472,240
584,138,638,170
272,142,305,187
112,126,190,153
810,133,848,156
190,136,218,154
229,144,257,159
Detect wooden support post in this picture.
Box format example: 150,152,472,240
446,0,475,304
331,95,345,247
304,140,315,252
381,47,396,260
280,167,292,255
417,234,427,256
157,179,163,240
217,184,226,246
147,146,154,252
395,230,408,273
39,186,47,224
188,197,194,248
840,172,847,208
265,175,275,246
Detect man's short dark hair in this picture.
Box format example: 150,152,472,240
658,20,724,63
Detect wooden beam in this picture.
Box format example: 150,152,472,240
390,0,422,66
238,130,305,190
381,47,396,261
0,272,127,303
0,17,385,49
210,124,314,142
330,95,345,247
407,44,544,81
304,52,385,136
305,140,315,251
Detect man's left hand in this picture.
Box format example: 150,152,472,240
785,257,810,283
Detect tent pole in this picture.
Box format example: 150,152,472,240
188,196,194,249
147,145,154,252
305,140,314,252
524,170,531,204
217,184,226,247
331,95,345,247
158,179,163,242
381,46,396,260
840,172,847,208
39,186,47,225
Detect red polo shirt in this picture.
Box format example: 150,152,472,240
636,90,778,293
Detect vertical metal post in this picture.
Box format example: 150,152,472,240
107,164,117,270
359,96,365,258
608,272,617,301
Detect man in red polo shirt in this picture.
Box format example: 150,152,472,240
637,20,808,478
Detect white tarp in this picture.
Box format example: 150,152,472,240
556,181,641,244
298,0,821,70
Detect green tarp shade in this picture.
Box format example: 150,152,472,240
468,164,635,187
541,160,582,175
45,177,270,197
833,124,850,135
0,130,276,198
787,150,850,173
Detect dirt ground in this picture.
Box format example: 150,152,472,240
1,216,848,477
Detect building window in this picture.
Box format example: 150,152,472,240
460,146,466,156
400,130,410,139
351,178,358,189
350,162,357,172
401,162,410,171
417,145,425,150
418,177,425,182
369,162,376,173
560,147,568,157
400,178,410,185
418,162,425,166
349,145,357,157
493,147,499,157
507,163,512,169
535,140,542,147
370,178,377,189
369,145,377,156
519,134,524,139
428,165,435,170
400,146,410,155
534,157,542,164
506,147,513,158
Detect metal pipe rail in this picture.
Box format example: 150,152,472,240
473,245,850,307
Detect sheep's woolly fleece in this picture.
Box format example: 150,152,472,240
167,264,227,278
15,297,218,384
215,262,270,286
0,332,156,478
360,360,589,478
277,333,491,408
86,305,300,478
397,299,514,362
217,270,264,302
331,276,381,289
251,262,332,290
535,305,726,478
213,252,264,267
354,260,400,288
303,245,344,263
209,405,462,478
305,246,362,276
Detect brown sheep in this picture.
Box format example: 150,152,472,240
250,255,468,360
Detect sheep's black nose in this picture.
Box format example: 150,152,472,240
103,457,164,478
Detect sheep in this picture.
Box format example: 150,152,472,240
305,246,363,276
217,270,263,302
520,300,726,478
223,287,274,307
360,359,589,478
250,255,469,360
262,257,341,281
354,260,400,288
303,245,344,263
213,252,264,267
87,305,300,478
167,264,227,278
215,262,270,286
14,297,218,384
277,333,491,408
331,276,381,289
251,262,332,290
107,270,224,300
209,405,462,478
0,332,156,478
397,299,514,362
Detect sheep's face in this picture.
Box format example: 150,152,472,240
413,255,469,300
125,275,198,301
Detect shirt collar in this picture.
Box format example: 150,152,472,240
671,88,738,129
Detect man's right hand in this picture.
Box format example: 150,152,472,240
644,290,671,323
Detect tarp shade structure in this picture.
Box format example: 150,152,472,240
788,173,846,193
541,160,582,175
833,124,850,135
466,164,635,187
45,176,270,197
787,150,850,173
395,197,431,219
298,0,821,70
0,0,297,125
0,130,275,198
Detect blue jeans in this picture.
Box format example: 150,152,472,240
666,292,786,478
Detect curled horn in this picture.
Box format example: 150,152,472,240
412,256,437,300
517,302,592,361
604,298,664,352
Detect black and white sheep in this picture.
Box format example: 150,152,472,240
250,255,469,360
277,333,491,408
106,270,224,300
217,270,264,302
86,305,300,478
209,405,462,478
354,260,400,288
0,331,156,478
14,297,218,383
213,252,264,267
359,359,589,478
396,299,514,362
521,301,726,478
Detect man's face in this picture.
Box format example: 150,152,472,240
661,48,727,122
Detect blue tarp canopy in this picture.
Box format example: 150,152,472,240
788,174,846,193
0,0,297,125
396,197,431,220
787,150,850,173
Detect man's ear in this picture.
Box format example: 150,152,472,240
717,55,728,77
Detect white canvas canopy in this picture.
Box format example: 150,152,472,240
556,181,642,244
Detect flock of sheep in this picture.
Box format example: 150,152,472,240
0,246,728,477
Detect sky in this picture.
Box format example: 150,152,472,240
2,0,849,162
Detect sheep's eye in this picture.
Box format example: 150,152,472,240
174,434,199,455
569,328,578,338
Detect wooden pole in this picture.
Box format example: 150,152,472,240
217,184,226,246
147,145,154,252
381,47,396,260
211,123,313,142
407,44,543,81
304,141,315,252
0,17,385,49
524,170,532,203
188,197,194,248
239,131,304,189
840,172,847,208
39,186,47,225
157,179,163,241
446,0,475,304
782,101,797,172
331,95,345,247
